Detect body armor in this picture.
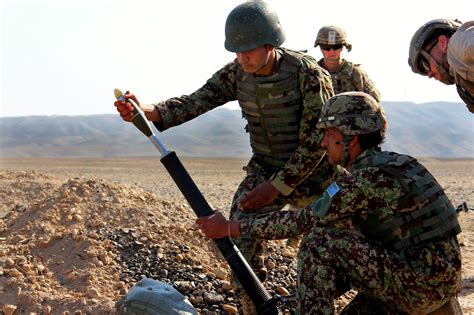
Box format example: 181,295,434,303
355,151,461,255
320,60,361,94
236,48,304,167
454,74,474,111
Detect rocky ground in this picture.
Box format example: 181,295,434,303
0,157,473,314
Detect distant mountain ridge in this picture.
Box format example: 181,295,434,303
1,101,473,158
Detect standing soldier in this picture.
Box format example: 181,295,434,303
198,92,462,314
408,19,474,113
314,25,381,102
114,1,335,312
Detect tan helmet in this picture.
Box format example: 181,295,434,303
314,25,352,52
408,19,461,76
224,1,285,53
316,92,387,137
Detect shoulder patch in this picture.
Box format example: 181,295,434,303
326,182,341,198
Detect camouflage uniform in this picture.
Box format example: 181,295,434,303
317,59,381,102
239,92,462,314
409,19,474,113
315,25,381,102
151,47,335,279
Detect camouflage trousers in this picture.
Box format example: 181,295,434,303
296,227,462,315
229,156,334,287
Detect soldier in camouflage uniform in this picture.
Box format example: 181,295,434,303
314,25,381,102
408,19,474,113
197,92,462,314
115,1,335,311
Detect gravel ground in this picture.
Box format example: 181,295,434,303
0,157,473,314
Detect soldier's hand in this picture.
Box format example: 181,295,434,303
114,91,141,122
196,212,240,239
240,180,279,211
196,212,228,239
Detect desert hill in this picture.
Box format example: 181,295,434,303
1,101,473,158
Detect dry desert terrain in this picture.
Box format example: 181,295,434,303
0,156,473,314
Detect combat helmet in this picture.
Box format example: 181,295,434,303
317,92,387,166
314,25,352,52
224,1,285,53
408,18,461,76
317,92,386,136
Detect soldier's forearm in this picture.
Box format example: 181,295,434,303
141,104,162,122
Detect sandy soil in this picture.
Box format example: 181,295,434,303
0,157,473,314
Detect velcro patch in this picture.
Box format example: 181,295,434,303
328,31,336,45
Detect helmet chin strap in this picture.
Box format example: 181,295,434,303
255,47,273,75
421,49,455,85
437,54,455,85
336,136,353,168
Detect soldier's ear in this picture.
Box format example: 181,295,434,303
349,134,359,148
264,44,274,52
438,35,449,53
349,134,363,155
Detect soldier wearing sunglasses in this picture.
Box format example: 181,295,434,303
314,25,381,103
409,19,474,113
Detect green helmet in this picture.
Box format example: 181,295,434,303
316,92,387,136
224,1,285,53
314,25,352,52
408,19,461,76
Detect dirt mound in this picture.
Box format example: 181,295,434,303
0,172,296,314
0,173,225,312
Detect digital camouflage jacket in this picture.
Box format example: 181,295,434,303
318,59,381,102
151,48,334,196
240,148,461,261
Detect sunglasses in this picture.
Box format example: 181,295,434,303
320,44,343,51
420,57,431,73
419,39,438,73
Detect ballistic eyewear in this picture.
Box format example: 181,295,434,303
320,44,343,51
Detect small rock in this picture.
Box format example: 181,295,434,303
174,281,192,291
277,287,290,296
281,248,296,258
6,258,15,268
222,304,238,314
3,304,17,315
87,287,100,298
214,268,227,280
8,269,21,277
16,256,27,266
220,280,233,291
203,292,224,304
43,306,52,315
191,295,204,304
267,260,276,269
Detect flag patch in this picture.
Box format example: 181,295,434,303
326,182,341,198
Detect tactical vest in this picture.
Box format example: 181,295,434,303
454,74,474,111
236,48,304,167
355,151,461,255
318,60,360,95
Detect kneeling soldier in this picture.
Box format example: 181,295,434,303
198,92,462,314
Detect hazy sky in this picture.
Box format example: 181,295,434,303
1,0,473,117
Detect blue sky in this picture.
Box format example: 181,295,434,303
1,0,473,117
